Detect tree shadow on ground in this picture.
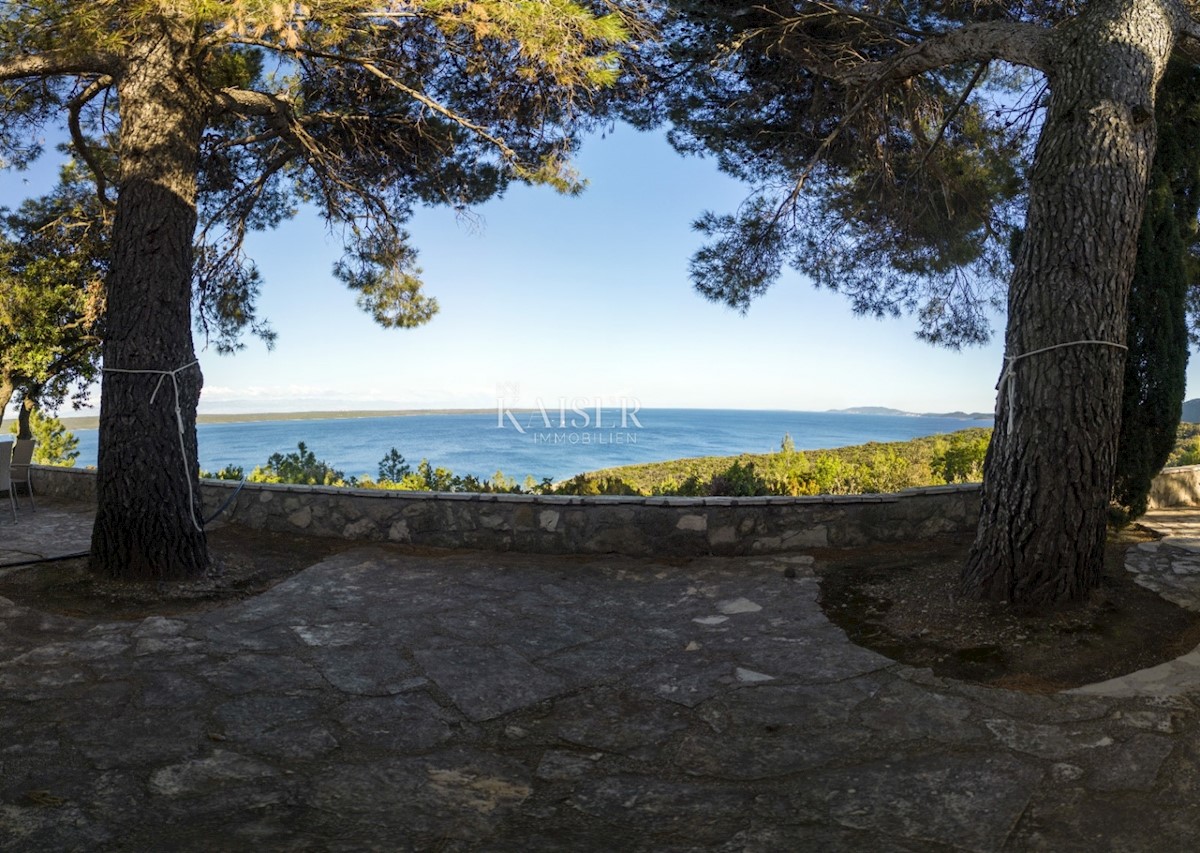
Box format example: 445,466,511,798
817,529,1200,692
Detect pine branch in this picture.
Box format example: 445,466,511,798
838,21,1051,84
67,75,115,211
0,50,117,81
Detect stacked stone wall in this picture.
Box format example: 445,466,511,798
1148,466,1200,510
29,465,982,555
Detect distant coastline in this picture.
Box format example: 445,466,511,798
61,407,1002,481
54,405,995,432
56,408,507,431
828,406,994,421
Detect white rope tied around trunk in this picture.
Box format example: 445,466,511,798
102,360,204,532
997,340,1128,435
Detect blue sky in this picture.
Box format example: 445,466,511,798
6,122,1197,418
196,123,1009,415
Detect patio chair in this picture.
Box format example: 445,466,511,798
0,441,15,522
10,438,34,510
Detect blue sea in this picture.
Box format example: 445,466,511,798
68,408,992,483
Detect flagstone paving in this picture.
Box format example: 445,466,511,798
0,500,92,571
2,503,1200,849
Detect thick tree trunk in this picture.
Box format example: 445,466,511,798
89,22,209,580
16,392,36,440
961,0,1178,605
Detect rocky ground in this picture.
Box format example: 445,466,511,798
3,503,1200,850
818,530,1200,692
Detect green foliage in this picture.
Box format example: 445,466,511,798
226,430,993,498
1172,439,1200,467
1113,61,1200,522
200,464,245,481
7,409,78,466
237,444,525,493
1165,424,1200,467
575,428,992,497
637,2,1025,345
548,473,640,496
332,234,438,329
377,447,412,482
861,448,915,494
0,161,106,421
931,433,990,484
708,461,768,497
413,459,458,492
0,0,639,340
247,442,347,486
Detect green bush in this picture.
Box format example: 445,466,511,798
931,432,990,483
201,464,246,481
575,428,993,497
549,473,638,496
220,428,997,499
248,442,347,486
1167,424,1200,467
708,461,768,496
377,447,411,481
9,410,79,466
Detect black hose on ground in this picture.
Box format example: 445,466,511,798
0,477,249,570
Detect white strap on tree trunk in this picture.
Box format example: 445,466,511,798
102,360,204,532
997,340,1128,435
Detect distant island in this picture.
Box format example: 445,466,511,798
836,398,1200,423
829,406,994,421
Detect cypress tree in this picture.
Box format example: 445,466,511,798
1113,64,1200,521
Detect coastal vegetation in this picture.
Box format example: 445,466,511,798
202,429,993,498
184,418,1200,499
1167,424,1200,467
204,442,527,494
7,410,78,467
572,429,991,497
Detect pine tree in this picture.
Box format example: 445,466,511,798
1114,63,1200,520
0,1,637,580
0,163,106,433
646,1,1200,606
1114,173,1189,519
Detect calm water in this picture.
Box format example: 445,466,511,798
69,408,992,483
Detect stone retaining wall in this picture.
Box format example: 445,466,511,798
28,464,982,556
1148,465,1200,510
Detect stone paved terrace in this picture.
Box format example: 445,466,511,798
3,501,1200,850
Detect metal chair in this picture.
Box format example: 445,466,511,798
0,441,16,522
10,438,34,510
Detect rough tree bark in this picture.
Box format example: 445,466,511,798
16,392,37,440
961,0,1179,605
88,20,209,580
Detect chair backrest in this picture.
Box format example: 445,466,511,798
11,438,34,468
0,442,12,489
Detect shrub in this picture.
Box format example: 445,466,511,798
201,464,246,481
9,410,79,466
709,461,768,496
931,433,990,483
551,473,638,496
378,447,411,481
248,442,347,486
